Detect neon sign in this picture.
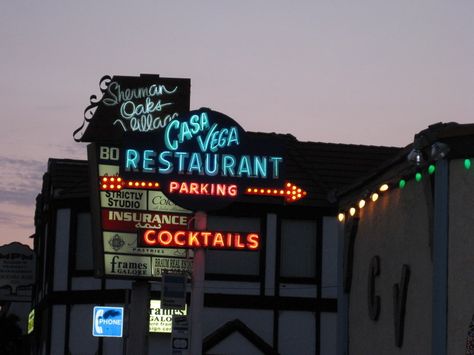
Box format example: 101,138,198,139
120,108,286,211
138,229,260,251
75,74,190,142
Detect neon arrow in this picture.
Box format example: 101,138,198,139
100,176,160,190
245,182,307,202
100,177,307,203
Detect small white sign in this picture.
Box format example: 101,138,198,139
161,273,187,310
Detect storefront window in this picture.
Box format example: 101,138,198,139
280,219,316,278
205,216,261,277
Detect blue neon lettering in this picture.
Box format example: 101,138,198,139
222,155,236,176
143,150,156,172
204,154,218,176
158,151,173,174
180,121,193,143
175,152,189,174
125,149,139,171
227,127,239,147
237,155,251,177
188,153,204,175
164,120,180,150
254,156,267,178
270,157,283,178
197,123,218,152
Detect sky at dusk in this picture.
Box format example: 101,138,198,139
1,0,473,246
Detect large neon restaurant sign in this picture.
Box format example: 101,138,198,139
120,108,288,211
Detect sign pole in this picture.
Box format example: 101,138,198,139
190,211,207,355
125,280,150,355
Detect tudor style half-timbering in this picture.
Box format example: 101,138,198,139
30,133,399,355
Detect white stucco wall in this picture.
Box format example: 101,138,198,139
448,159,474,354
348,178,432,354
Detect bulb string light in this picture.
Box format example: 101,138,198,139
336,159,472,223
100,176,160,190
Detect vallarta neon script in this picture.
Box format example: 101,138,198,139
76,74,190,142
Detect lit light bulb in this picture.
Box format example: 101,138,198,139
371,193,379,202
358,199,366,208
349,207,356,216
465,159,471,170
379,184,389,192
337,213,345,222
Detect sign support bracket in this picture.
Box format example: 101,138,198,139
190,211,207,355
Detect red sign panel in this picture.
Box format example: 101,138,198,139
138,229,260,251
102,209,191,232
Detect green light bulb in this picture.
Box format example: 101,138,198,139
415,172,422,182
428,165,436,175
399,179,406,188
465,159,471,170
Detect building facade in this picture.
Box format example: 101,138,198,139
30,133,398,355
338,123,474,355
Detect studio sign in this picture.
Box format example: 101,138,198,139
120,108,285,211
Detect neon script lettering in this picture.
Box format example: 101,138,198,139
102,81,180,133
164,112,240,152
103,81,178,106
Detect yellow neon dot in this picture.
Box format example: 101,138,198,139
102,184,107,189
267,189,271,194
135,182,139,187
273,190,278,194
117,185,122,190
292,186,297,190
102,177,108,182
297,194,302,198
253,189,258,193
297,189,301,193
292,196,297,200
110,177,115,182
155,183,159,187
128,182,133,186
379,184,389,192
148,182,153,187
260,189,265,193
117,177,122,182
338,213,345,222
287,182,291,187
110,185,115,189
286,191,291,195
371,193,379,202
358,199,366,209
349,207,356,216
280,190,284,194
141,182,146,187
